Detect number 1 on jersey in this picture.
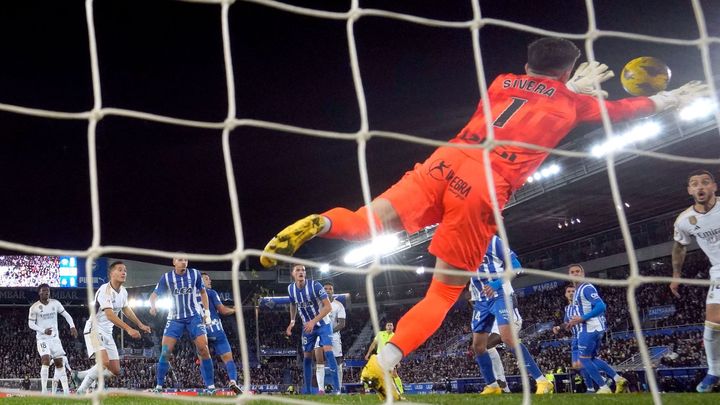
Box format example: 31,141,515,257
493,97,527,128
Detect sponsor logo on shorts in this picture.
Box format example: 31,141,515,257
428,159,452,181
427,160,472,199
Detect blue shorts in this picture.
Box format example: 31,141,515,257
571,338,579,364
163,315,207,340
208,330,232,356
471,296,514,334
577,331,603,358
301,323,332,353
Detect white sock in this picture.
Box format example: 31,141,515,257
78,365,98,392
705,321,720,375
377,344,402,371
40,365,49,393
488,348,506,381
316,365,325,390
337,362,343,390
56,368,69,395
51,378,58,395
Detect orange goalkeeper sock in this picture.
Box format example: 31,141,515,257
389,278,465,356
321,207,382,240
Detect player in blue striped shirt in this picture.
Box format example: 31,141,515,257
553,284,595,392
199,273,242,394
469,235,552,394
285,264,340,394
149,258,215,393
566,264,627,394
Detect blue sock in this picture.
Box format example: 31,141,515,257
474,352,496,384
592,359,617,379
510,343,543,380
200,358,214,387
303,357,313,394
701,374,720,386
579,357,606,387
580,368,594,391
324,351,340,392
156,356,170,387
225,360,238,383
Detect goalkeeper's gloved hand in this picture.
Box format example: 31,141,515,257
649,80,711,112
565,61,615,98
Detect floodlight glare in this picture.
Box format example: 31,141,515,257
679,98,716,121
343,234,401,265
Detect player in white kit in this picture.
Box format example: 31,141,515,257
313,282,346,393
28,283,78,394
671,169,720,392
74,261,151,393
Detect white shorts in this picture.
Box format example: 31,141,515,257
84,330,119,361
491,307,523,335
707,268,720,305
36,337,66,359
314,332,343,357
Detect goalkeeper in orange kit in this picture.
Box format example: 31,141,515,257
261,37,708,399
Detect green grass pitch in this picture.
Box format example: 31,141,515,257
2,393,720,405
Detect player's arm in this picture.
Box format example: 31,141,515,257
199,288,212,324
122,306,151,334
209,289,234,316
304,297,331,333
149,280,165,316
335,303,347,333
569,288,606,326
670,241,687,298
365,336,379,360
27,308,48,335
57,303,78,338
286,303,297,336
104,308,141,339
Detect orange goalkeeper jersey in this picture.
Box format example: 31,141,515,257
450,73,656,189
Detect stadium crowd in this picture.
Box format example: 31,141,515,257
0,247,712,392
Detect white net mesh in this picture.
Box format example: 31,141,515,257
1,0,719,404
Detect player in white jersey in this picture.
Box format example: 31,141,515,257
671,169,720,392
469,235,550,395
567,264,627,394
285,264,339,394
313,281,346,393
74,261,151,393
28,283,77,394
51,356,72,394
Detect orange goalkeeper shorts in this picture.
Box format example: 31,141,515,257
378,146,511,272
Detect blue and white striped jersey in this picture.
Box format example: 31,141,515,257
154,268,205,320
564,304,580,337
573,283,606,333
288,279,330,327
205,288,224,334
469,235,520,302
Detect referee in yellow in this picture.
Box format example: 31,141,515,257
365,322,403,394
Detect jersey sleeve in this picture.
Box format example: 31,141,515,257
674,216,692,245
336,301,346,320
575,94,656,123
195,270,205,290
154,276,167,295
287,285,296,304
28,305,36,321
97,286,114,311
582,285,604,306
315,282,328,300
208,289,222,310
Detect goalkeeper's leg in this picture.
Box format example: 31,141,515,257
261,199,399,267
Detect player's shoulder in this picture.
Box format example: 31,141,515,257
674,206,695,225
29,300,41,311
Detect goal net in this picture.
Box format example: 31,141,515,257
0,1,718,405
